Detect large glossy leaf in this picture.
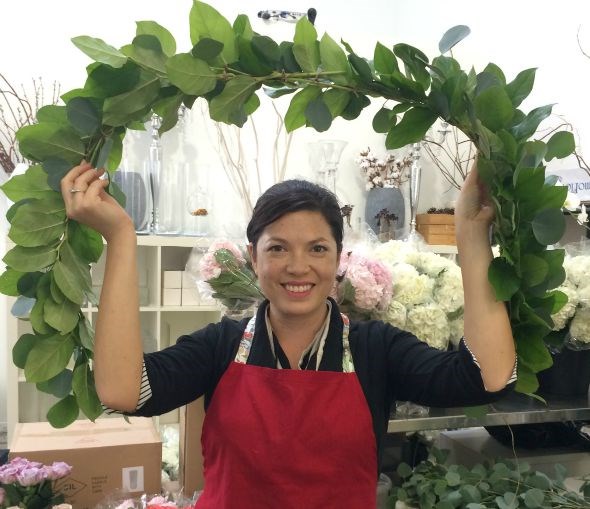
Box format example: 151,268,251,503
473,86,513,131
488,258,520,301
385,107,437,149
393,43,430,89
373,42,399,75
78,317,95,352
319,33,351,85
189,1,237,64
71,36,127,68
0,268,24,296
510,104,553,141
322,89,351,118
36,105,68,125
372,107,395,133
515,363,539,394
304,97,332,132
340,94,371,121
103,71,161,126
73,363,103,421
531,208,565,245
16,124,85,165
67,221,104,264
209,76,260,125
43,158,73,192
192,37,224,61
279,41,301,73
44,294,79,333
166,53,217,96
53,242,92,305
1,165,54,202
136,20,176,56
517,336,553,372
251,35,281,68
293,17,320,72
545,131,575,160
439,25,471,54
284,86,321,132
521,254,549,287
348,53,373,83
66,97,101,137
3,244,58,272
85,61,141,99
12,333,38,369
9,201,65,247
24,333,75,383
37,369,73,398
505,68,536,108
122,35,168,76
47,395,79,428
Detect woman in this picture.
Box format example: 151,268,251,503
61,162,515,508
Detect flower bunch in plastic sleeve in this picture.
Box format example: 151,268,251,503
0,457,72,509
373,240,464,350
332,247,393,320
197,240,264,313
550,241,590,349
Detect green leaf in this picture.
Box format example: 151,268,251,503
73,363,103,421
348,53,373,83
545,131,575,160
511,104,553,141
47,395,79,428
37,369,73,398
373,107,395,133
445,471,461,487
482,63,506,86
515,362,539,394
67,221,104,263
78,317,95,351
439,25,471,53
243,93,260,116
517,336,553,372
17,271,44,298
521,254,549,287
488,258,520,301
373,42,399,75
84,61,141,99
304,97,332,132
209,76,260,126
397,462,413,478
16,123,85,165
506,68,536,107
340,94,371,121
531,208,565,245
386,107,437,149
13,333,38,369
95,137,114,170
251,35,281,67
8,205,65,247
293,17,320,72
108,178,127,208
189,1,237,64
284,86,322,132
66,97,101,137
192,37,224,61
279,41,302,73
322,89,351,119
474,86,514,131
136,20,176,56
393,43,430,89
3,244,58,272
1,165,54,202
0,268,25,296
122,35,168,76
43,158,73,192
71,35,127,67
319,33,351,85
463,405,488,418
166,53,217,96
11,295,35,317
36,105,68,125
54,242,92,305
24,333,75,383
523,488,544,507
103,71,161,126
44,294,80,333
107,131,124,171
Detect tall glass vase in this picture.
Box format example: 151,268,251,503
307,140,347,195
404,142,425,247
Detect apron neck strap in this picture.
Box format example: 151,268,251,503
236,312,354,373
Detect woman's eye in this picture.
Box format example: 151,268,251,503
312,245,328,253
268,245,284,252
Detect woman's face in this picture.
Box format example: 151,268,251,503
249,210,340,323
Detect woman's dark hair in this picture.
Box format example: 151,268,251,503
246,179,343,253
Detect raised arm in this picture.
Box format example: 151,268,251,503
455,164,516,392
61,162,143,411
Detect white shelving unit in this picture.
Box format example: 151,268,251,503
5,235,221,444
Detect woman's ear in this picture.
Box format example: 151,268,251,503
247,243,257,274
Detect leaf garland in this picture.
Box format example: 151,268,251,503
0,2,577,427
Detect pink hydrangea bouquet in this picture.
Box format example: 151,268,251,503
198,240,264,313
0,457,72,509
332,249,393,319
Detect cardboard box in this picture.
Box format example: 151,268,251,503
163,271,182,289
9,418,162,509
179,398,206,497
416,213,456,245
162,288,182,306
181,287,200,306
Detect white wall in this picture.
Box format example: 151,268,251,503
1,0,589,424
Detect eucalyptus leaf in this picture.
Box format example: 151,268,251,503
340,94,370,121
46,395,79,428
322,89,351,119
511,104,554,141
516,335,553,372
515,363,540,394
348,53,373,83
136,20,176,56
531,208,566,245
71,35,127,68
95,137,114,170
24,333,75,383
373,42,399,75
521,254,549,287
189,0,237,63
73,363,103,420
166,53,217,96
439,25,471,54
373,107,395,133
37,369,73,398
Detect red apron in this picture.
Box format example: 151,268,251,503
195,313,377,509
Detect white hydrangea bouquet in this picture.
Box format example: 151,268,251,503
373,240,464,350
551,243,590,349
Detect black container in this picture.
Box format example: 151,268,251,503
537,347,590,397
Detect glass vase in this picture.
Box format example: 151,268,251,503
307,140,347,195
113,158,152,234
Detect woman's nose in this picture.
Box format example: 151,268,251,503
286,252,309,273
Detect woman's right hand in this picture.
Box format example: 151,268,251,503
60,161,134,242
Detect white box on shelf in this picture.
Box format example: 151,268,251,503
182,288,200,306
182,270,198,289
163,271,182,289
162,288,182,306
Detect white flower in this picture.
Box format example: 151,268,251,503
577,285,590,307
564,255,590,287
551,285,579,331
563,192,581,211
434,268,464,314
569,308,590,343
391,263,434,306
448,316,464,347
406,251,454,278
577,204,588,225
406,303,450,349
381,300,407,328
374,240,412,266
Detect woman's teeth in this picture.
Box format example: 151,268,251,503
284,284,312,293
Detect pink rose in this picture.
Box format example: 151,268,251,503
199,252,222,280
0,465,19,484
46,462,72,480
208,241,245,264
16,466,47,486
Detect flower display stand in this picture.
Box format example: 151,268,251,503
416,213,456,245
